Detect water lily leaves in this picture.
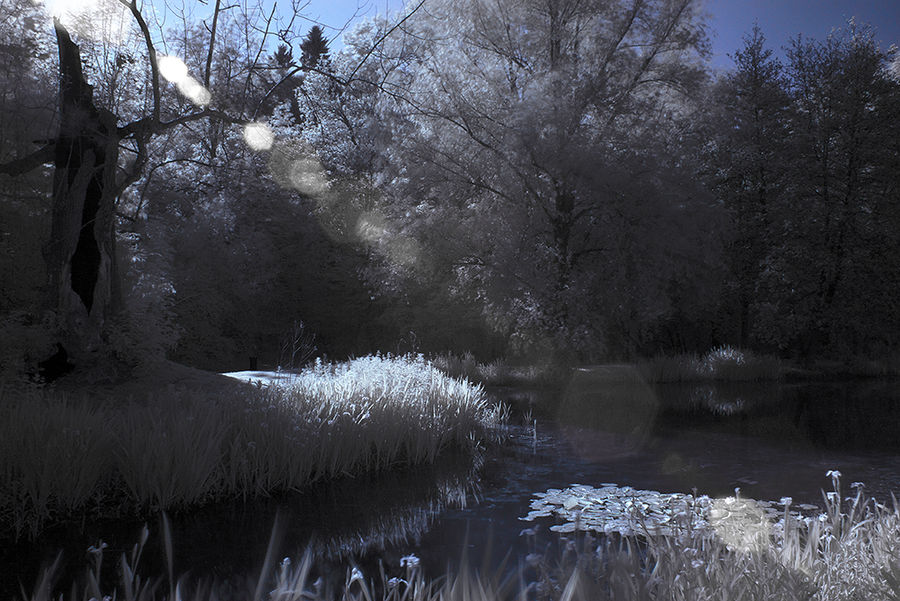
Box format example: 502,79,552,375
521,484,819,546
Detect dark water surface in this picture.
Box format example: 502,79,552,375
4,374,900,597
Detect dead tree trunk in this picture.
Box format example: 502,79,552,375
44,23,121,360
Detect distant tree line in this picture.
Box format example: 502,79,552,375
0,0,898,376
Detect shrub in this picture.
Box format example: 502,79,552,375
639,346,783,382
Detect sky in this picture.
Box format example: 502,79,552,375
703,0,900,70
300,0,900,71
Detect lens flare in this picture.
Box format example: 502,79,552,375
43,0,130,44
356,212,387,242
288,158,328,195
157,55,189,83
243,122,275,151
177,76,211,107
708,496,771,553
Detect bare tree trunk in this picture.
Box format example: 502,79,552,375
44,23,121,360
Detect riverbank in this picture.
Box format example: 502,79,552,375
0,354,504,541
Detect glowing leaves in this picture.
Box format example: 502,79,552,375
267,143,330,194
708,496,771,553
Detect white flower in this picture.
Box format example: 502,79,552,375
349,566,364,584
401,555,420,569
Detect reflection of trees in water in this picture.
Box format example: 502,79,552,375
496,379,900,454
656,381,900,451
659,382,784,415
789,382,900,451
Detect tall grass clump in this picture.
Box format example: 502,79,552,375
275,354,506,477
639,345,784,382
0,355,504,540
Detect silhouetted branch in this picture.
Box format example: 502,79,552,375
0,144,55,176
204,0,222,89
118,0,160,124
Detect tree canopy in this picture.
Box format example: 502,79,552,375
1,0,898,378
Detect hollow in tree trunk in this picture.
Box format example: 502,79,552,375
44,22,121,362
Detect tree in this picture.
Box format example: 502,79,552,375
274,43,294,69
708,24,792,348
300,25,330,70
0,0,292,368
333,0,714,358
769,22,900,355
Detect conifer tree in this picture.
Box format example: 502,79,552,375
300,25,330,69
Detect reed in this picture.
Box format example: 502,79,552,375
0,355,504,540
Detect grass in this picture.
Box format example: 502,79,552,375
638,346,785,383
0,354,505,540
21,473,900,601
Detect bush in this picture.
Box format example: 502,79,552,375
639,346,783,382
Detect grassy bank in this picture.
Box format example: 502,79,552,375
0,355,504,540
23,474,900,600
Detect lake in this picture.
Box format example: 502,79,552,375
4,371,900,597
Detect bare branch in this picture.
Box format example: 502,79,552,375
204,0,222,89
119,0,161,124
0,144,55,176
345,0,426,83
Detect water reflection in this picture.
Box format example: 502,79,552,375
0,454,478,599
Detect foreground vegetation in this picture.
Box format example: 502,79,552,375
0,355,504,540
22,474,900,600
